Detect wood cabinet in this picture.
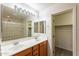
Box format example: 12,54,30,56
13,40,48,56
40,40,48,56
13,48,32,56
33,44,40,56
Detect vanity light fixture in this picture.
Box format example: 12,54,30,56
6,16,12,22
14,5,37,18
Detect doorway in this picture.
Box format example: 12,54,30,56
52,9,74,56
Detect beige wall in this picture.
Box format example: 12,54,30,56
55,12,72,26
55,26,72,51
55,12,73,51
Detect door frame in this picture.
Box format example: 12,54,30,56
51,7,77,56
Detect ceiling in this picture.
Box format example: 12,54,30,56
26,3,56,12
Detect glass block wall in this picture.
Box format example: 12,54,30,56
2,18,26,41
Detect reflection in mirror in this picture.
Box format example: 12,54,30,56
1,5,34,41
34,21,46,33
34,22,38,33
40,21,44,33
27,21,32,37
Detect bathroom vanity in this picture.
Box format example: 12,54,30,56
13,40,48,56
1,35,48,56
1,4,47,56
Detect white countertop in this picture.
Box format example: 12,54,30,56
1,34,48,56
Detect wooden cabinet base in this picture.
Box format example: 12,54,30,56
13,48,32,56
40,40,48,56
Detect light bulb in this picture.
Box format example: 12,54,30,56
7,16,10,18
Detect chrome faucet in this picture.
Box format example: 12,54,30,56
13,42,19,45
34,35,40,41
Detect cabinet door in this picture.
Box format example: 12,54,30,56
40,44,44,56
40,40,48,56
43,40,48,56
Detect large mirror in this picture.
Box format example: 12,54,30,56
1,5,33,41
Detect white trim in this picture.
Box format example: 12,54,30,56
0,4,2,56
72,6,77,56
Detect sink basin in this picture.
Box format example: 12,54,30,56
1,39,38,55
19,39,37,45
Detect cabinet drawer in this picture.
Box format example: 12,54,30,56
44,40,48,46
13,48,32,56
33,44,39,50
40,40,48,46
33,53,39,56
43,40,48,44
33,50,39,56
25,53,32,56
40,42,44,46
33,44,39,56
